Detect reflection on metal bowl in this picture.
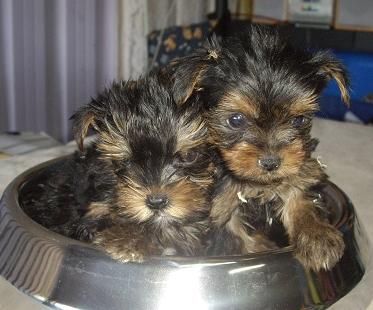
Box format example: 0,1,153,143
0,156,371,310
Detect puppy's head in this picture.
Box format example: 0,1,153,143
172,26,350,184
72,71,214,227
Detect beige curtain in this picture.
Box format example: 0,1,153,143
119,0,215,80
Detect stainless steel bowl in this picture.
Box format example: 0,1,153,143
0,156,371,310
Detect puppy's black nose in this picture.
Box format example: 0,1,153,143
146,194,169,210
258,156,281,172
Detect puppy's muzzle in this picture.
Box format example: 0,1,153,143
258,155,281,172
146,194,169,210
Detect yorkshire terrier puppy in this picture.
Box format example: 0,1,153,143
21,70,215,262
69,71,216,262
171,26,349,271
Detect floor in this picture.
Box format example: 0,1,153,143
311,119,373,309
0,117,372,309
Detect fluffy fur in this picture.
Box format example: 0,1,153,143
171,26,349,271
23,71,217,262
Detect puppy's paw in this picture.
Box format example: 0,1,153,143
74,224,96,241
108,249,145,263
93,238,146,263
293,223,345,271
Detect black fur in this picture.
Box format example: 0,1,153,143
171,25,349,270
21,70,217,262
21,148,116,240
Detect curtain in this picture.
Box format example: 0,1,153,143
0,0,214,142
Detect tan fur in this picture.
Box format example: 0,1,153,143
97,131,131,160
322,65,350,106
221,139,306,184
166,179,211,220
289,93,319,115
94,115,131,160
278,187,345,270
95,175,212,260
115,175,213,223
277,139,306,177
85,202,110,218
115,180,152,222
219,92,259,119
211,154,344,269
210,179,243,226
176,117,207,152
75,112,96,151
93,223,162,263
181,66,207,104
221,142,262,179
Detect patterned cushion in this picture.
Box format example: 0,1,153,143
148,21,215,68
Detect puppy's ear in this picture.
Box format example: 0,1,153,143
70,106,98,152
312,51,350,106
170,35,221,104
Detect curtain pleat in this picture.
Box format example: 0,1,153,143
0,0,213,142
0,0,119,142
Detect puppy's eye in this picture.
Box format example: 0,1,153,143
291,115,307,128
227,113,247,129
183,151,199,163
175,151,199,166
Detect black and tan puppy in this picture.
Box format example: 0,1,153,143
70,71,217,262
172,26,349,271
23,71,216,262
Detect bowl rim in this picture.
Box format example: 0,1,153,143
1,154,352,264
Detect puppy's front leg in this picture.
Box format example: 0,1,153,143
281,190,345,271
210,185,276,255
92,223,162,263
73,202,112,241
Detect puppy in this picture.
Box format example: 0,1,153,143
171,26,349,271
69,71,216,262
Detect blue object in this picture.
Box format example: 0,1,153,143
317,96,373,123
319,51,373,124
